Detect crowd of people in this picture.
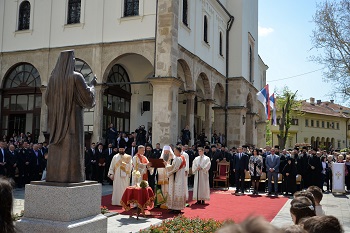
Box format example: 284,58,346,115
0,138,48,188
0,127,349,232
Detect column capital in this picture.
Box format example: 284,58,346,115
39,85,47,93
184,90,196,99
148,76,183,87
204,99,215,105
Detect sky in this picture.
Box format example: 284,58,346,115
258,0,343,104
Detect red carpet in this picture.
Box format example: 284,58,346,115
101,189,288,223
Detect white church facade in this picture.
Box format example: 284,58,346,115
0,0,268,148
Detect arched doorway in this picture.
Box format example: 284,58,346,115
1,63,42,142
103,64,131,135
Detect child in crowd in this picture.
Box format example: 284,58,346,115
307,186,325,216
302,215,344,233
290,196,316,225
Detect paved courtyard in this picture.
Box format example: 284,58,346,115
13,185,350,233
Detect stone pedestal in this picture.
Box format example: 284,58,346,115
16,182,107,233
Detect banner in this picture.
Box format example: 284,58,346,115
332,163,345,193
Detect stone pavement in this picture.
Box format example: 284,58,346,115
13,185,350,233
271,191,350,232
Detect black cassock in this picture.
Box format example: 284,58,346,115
282,160,297,194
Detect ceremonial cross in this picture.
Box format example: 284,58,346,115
335,171,342,180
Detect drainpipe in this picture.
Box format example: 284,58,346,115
225,16,234,146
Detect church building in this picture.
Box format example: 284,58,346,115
0,0,268,148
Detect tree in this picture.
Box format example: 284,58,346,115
276,87,301,150
310,0,350,101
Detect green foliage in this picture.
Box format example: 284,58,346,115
276,87,302,149
265,124,272,146
100,206,109,214
340,148,349,152
12,210,24,221
140,215,234,233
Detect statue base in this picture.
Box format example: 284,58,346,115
16,182,107,233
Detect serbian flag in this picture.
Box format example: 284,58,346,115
256,84,270,120
270,93,277,126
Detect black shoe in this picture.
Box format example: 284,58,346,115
274,192,278,196
267,192,272,195
201,200,205,205
195,201,201,205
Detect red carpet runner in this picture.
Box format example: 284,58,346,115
101,189,288,223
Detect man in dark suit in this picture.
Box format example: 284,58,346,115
84,146,92,180
126,141,138,157
96,143,106,184
29,144,44,181
18,141,31,187
233,146,249,194
152,143,162,159
6,144,18,182
0,142,8,176
104,143,116,184
126,133,136,149
266,148,280,195
88,142,97,181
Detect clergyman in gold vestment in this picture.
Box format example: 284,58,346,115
45,50,95,183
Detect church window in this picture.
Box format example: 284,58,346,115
18,1,30,30
124,0,139,17
67,0,81,24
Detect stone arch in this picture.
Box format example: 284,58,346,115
245,93,254,145
246,93,253,113
102,53,154,134
331,138,335,149
311,136,315,149
213,83,225,106
177,59,194,91
197,72,211,99
102,53,153,83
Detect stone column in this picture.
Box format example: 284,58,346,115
226,107,247,147
91,84,107,144
185,91,195,146
213,107,225,143
149,77,183,146
155,0,179,78
38,86,48,143
205,99,214,143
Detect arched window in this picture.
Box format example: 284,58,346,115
67,0,81,24
204,15,208,43
249,45,253,82
103,64,131,133
75,59,93,84
5,63,41,88
219,32,223,56
2,63,42,142
18,1,30,30
182,0,188,26
124,0,139,17
107,64,131,93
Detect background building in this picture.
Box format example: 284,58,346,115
0,0,267,148
270,98,350,150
